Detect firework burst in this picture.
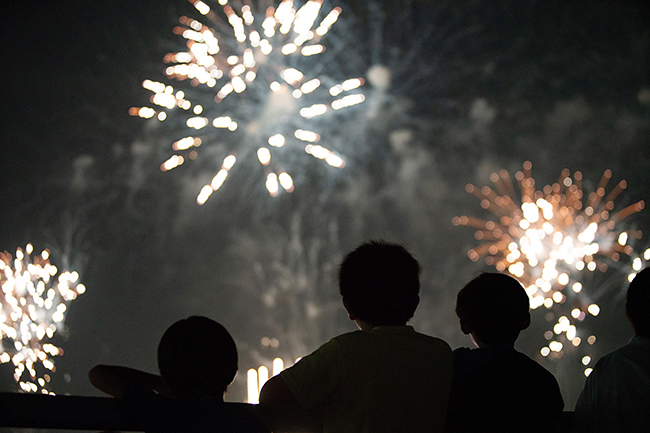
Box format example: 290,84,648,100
130,0,365,203
453,161,644,370
0,244,86,393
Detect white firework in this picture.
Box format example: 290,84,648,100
130,0,366,203
1,244,86,393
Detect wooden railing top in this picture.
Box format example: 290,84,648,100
0,392,576,431
0,392,140,431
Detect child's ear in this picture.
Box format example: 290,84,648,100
342,297,357,321
520,312,531,330
459,318,472,335
410,294,421,313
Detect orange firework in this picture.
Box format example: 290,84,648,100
454,161,644,367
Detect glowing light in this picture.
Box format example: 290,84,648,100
300,104,328,118
257,147,271,166
278,172,294,192
295,129,320,142
213,116,233,128
173,137,201,151
196,155,236,205
301,44,324,56
161,155,185,172
1,246,84,393
268,134,286,147
186,117,209,129
258,366,269,389
193,1,211,15
247,369,259,404
266,173,279,197
133,0,365,202
305,144,345,167
273,358,284,376
582,356,591,365
281,43,298,55
281,68,304,85
247,358,288,404
584,368,593,377
549,341,563,352
332,94,365,110
455,162,644,361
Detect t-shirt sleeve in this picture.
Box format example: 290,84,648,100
279,338,344,410
574,365,597,433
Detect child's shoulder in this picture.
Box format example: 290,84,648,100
454,346,557,385
332,327,451,354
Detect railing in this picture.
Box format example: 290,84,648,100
0,392,575,431
0,392,140,431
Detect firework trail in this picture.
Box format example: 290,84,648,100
232,212,344,360
453,161,644,373
0,244,86,393
130,0,366,203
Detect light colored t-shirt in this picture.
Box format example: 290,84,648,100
280,326,453,433
575,336,650,433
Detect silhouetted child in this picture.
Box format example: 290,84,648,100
259,240,453,433
89,316,268,433
575,267,650,432
446,273,563,433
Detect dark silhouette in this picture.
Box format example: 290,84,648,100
259,241,453,433
446,273,564,433
89,316,268,433
574,267,650,432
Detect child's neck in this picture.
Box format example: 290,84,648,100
472,333,516,349
354,319,407,331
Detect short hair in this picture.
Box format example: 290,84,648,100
339,240,420,325
456,273,530,345
627,267,650,336
157,316,237,399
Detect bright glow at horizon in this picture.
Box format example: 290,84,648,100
247,357,289,403
129,0,364,202
1,245,85,394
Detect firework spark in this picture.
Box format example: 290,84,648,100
0,244,86,393
627,247,650,282
130,0,365,203
453,162,644,370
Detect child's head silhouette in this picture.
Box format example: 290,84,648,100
627,267,650,337
157,316,237,399
456,273,530,347
339,240,420,326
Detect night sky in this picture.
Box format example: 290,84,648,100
2,0,649,407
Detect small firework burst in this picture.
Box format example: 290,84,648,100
130,0,365,203
453,161,644,370
0,244,86,393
